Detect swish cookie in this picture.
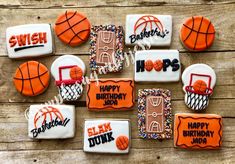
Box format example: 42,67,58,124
28,105,75,139
135,50,180,82
6,24,53,58
182,64,216,111
174,113,222,149
90,25,124,74
125,15,172,46
13,61,50,96
83,119,130,153
51,55,86,102
54,11,91,46
138,88,172,140
180,16,215,51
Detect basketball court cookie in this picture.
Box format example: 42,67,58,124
182,64,216,111
54,11,91,46
28,105,75,139
180,16,215,51
51,55,86,101
13,61,50,96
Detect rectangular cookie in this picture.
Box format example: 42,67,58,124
6,24,53,58
89,25,124,74
28,105,75,139
135,50,180,82
86,78,134,111
138,88,172,139
174,113,222,149
84,119,130,153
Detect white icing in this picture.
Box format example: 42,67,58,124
134,50,180,82
83,119,130,154
6,24,53,58
50,55,86,81
28,105,75,139
125,15,172,46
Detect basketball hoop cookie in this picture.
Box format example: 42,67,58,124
28,105,75,139
54,11,91,46
135,50,180,82
90,25,124,74
138,88,172,140
51,55,86,102
182,64,216,111
125,15,172,46
174,113,222,149
13,61,50,96
84,119,130,153
6,24,53,58
180,16,215,51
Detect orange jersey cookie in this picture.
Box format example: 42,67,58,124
54,11,91,46
180,16,215,51
13,61,50,96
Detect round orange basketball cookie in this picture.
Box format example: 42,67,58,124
54,11,91,47
13,61,50,96
116,135,129,150
180,16,215,51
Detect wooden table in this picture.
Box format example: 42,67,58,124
0,0,234,163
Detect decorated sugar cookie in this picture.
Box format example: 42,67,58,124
6,24,53,58
182,64,216,111
90,25,124,74
13,61,50,96
138,88,172,140
125,15,172,46
86,78,134,111
54,11,91,46
51,55,86,101
28,105,75,139
174,113,222,149
135,50,180,82
83,119,130,153
180,16,215,51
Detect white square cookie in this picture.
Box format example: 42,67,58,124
28,105,75,139
125,15,172,46
6,24,53,58
84,119,130,153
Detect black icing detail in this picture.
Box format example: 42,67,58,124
136,60,145,72
14,45,44,52
163,59,171,72
171,59,180,72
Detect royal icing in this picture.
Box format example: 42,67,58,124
182,64,216,111
125,15,172,46
28,105,75,139
180,16,215,51
84,119,130,153
54,11,91,46
51,55,86,101
90,25,124,74
135,50,180,82
13,61,50,96
86,78,134,111
174,113,222,149
138,89,172,139
6,24,53,58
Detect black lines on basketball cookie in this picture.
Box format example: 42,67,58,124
27,62,35,95
193,17,204,50
183,16,194,42
55,11,77,25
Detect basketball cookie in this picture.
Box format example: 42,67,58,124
182,64,216,111
13,61,50,96
125,15,172,46
54,11,91,47
180,16,215,51
83,119,130,153
28,105,75,139
51,55,86,101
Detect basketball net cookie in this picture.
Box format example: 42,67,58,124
51,55,86,102
28,105,75,139
180,16,215,51
54,11,91,47
13,61,50,96
182,64,216,111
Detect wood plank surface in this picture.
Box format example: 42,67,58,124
0,0,234,163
